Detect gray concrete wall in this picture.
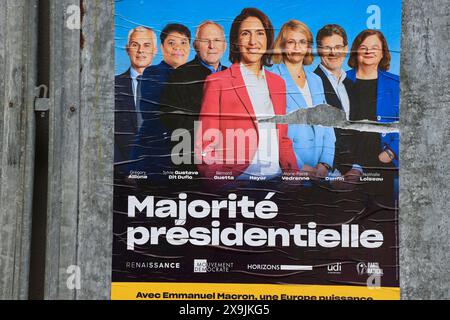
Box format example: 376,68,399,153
399,0,450,300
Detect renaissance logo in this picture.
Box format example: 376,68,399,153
193,260,234,273
125,261,180,270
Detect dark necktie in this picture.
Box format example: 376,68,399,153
136,75,143,130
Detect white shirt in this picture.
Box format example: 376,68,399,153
238,64,281,179
319,65,361,173
319,64,350,119
297,80,314,109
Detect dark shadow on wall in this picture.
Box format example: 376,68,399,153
28,0,50,300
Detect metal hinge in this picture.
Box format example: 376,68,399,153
34,84,50,112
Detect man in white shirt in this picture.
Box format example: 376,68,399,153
313,24,362,186
314,24,352,118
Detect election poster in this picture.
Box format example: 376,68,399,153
112,0,401,300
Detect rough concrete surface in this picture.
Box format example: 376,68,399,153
399,0,450,300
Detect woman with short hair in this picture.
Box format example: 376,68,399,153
346,29,400,203
347,29,399,164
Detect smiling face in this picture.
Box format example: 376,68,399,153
195,24,226,69
126,29,157,73
161,32,191,68
237,16,267,67
283,29,310,65
357,34,383,68
318,34,347,73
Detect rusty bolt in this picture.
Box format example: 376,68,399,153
70,106,76,112
9,101,13,108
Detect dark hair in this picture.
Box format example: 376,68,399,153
348,29,391,71
229,7,274,68
160,23,191,44
316,24,348,47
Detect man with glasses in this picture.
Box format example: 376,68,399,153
314,24,352,119
314,24,362,187
160,21,228,169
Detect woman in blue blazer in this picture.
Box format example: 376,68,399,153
270,20,335,178
347,29,399,199
347,30,399,167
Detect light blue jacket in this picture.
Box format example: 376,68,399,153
269,63,336,169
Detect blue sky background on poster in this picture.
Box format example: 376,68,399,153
115,0,401,75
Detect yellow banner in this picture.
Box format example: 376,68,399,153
112,282,400,300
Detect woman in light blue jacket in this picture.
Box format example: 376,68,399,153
270,20,335,178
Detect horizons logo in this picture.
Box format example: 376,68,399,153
193,259,234,273
357,262,383,276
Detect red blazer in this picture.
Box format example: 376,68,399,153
195,63,299,178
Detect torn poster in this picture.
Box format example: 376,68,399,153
112,0,400,300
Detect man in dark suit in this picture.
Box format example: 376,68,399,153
314,24,361,184
160,21,228,168
115,26,157,179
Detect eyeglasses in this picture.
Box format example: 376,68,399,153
196,39,225,45
318,45,346,53
285,39,310,47
358,45,382,52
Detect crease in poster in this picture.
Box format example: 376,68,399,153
113,0,401,300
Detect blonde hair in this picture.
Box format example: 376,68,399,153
272,20,314,65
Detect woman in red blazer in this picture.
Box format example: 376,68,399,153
195,8,298,179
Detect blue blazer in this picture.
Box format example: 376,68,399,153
346,69,399,167
270,63,336,169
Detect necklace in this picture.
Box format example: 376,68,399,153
295,68,305,79
287,64,305,80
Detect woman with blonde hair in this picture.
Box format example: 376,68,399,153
271,20,335,179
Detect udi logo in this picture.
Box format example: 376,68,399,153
327,262,342,274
